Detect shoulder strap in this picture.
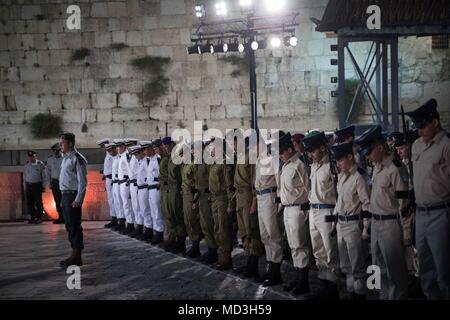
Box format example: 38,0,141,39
75,152,87,165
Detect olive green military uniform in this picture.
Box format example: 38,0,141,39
234,154,264,257
209,163,235,252
195,163,217,249
159,155,172,236
182,163,202,241
167,155,186,238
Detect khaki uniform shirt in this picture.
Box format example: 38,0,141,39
255,154,279,191
280,153,310,206
369,154,409,215
411,130,450,205
309,154,337,205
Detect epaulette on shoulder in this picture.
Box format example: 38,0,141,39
357,167,367,175
37,160,44,165
392,158,403,168
147,158,150,165
75,152,87,165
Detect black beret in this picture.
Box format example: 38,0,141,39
355,125,384,156
405,99,439,129
331,142,354,160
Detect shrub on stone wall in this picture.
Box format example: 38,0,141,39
29,113,62,139
343,78,365,122
71,48,91,63
222,54,250,78
130,55,171,106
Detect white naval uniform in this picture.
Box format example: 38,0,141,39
129,155,140,225
147,154,164,232
103,153,115,218
137,157,152,228
112,154,123,219
118,151,134,224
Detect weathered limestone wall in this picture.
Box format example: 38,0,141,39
0,0,449,151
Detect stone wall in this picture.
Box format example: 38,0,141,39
0,0,449,151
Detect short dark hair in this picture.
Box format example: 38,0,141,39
60,132,75,145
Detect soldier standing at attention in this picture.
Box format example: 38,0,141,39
356,125,410,300
97,139,117,229
278,133,312,295
47,143,64,224
331,142,371,300
302,131,340,300
111,140,126,232
234,136,264,279
58,133,87,268
128,145,144,239
158,138,173,251
254,133,284,286
181,143,203,258
163,136,187,254
208,138,236,270
147,139,165,245
118,139,135,235
23,150,47,224
192,140,218,264
406,99,450,300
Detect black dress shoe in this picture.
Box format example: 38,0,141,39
53,219,65,224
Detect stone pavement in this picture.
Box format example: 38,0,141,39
0,221,372,300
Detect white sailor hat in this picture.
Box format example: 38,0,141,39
139,140,153,148
105,143,117,150
124,138,139,146
96,138,110,146
129,145,143,154
113,139,126,145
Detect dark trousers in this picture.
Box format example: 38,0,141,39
25,182,44,220
50,179,63,221
61,191,84,250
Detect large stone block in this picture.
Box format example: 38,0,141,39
107,1,127,17
225,104,251,119
144,16,159,30
21,5,41,20
20,66,45,81
62,94,91,110
126,31,143,47
161,0,186,15
97,109,113,123
92,93,117,109
91,2,108,18
109,64,128,79
112,107,149,121
118,93,140,108
15,95,40,111
94,32,112,48
39,95,61,110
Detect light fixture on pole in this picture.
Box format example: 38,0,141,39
187,44,201,55
215,2,227,16
238,43,245,53
284,34,298,47
270,36,281,48
194,4,205,18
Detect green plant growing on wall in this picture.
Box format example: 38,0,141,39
110,42,129,50
71,48,91,63
81,123,88,133
29,113,62,139
222,54,250,78
130,55,171,106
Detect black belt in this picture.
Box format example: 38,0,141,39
311,203,335,209
256,187,277,196
104,174,112,179
61,190,77,194
284,202,310,211
112,180,119,184
337,211,372,222
118,179,128,184
129,179,137,184
148,185,159,190
138,185,148,190
416,202,450,212
372,213,399,221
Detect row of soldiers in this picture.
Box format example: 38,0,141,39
98,99,449,300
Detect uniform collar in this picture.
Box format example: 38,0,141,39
346,164,358,176
377,154,393,169
285,152,300,165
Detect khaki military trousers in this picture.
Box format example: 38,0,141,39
257,192,283,263
199,191,217,249
309,208,340,283
182,190,202,241
211,193,233,252
284,206,311,268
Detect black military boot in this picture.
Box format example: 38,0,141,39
234,256,252,275
186,240,201,258
121,223,134,235
163,235,176,251
172,236,186,254
151,231,164,245
312,278,328,299
242,256,259,278
263,262,282,286
201,247,218,264
129,224,143,238
292,267,310,295
113,218,126,232
140,227,154,242
104,217,118,228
